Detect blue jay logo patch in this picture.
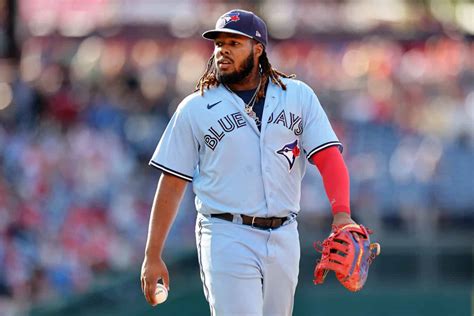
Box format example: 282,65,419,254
218,12,240,27
276,140,301,171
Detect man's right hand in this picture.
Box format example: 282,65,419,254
140,173,188,306
140,255,170,306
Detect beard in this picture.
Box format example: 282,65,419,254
216,50,255,85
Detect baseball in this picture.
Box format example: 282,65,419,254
154,283,168,304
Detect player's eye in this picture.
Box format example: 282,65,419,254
232,41,240,46
215,42,223,47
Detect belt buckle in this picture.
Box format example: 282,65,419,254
251,216,257,228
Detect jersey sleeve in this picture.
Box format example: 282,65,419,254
300,85,342,162
149,104,199,182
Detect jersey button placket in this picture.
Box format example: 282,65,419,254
261,157,274,217
260,91,278,218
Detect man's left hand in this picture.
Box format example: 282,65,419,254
332,212,356,227
332,212,359,241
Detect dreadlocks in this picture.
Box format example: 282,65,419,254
195,49,295,101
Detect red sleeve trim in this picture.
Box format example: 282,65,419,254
311,146,351,215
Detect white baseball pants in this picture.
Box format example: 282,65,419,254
195,213,300,316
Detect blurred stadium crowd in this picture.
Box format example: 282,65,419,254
0,0,473,314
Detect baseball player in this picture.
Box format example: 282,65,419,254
141,9,359,315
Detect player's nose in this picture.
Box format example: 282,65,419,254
216,45,231,57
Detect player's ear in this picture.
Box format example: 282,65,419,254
253,42,264,59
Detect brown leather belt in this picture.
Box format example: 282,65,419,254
211,213,288,229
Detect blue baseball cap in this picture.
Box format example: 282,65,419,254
202,9,268,47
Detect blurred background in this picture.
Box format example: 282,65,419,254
0,0,472,315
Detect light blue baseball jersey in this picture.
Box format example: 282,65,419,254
150,78,342,217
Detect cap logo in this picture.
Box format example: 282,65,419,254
219,12,240,27
256,30,261,37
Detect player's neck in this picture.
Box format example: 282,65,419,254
225,70,261,92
